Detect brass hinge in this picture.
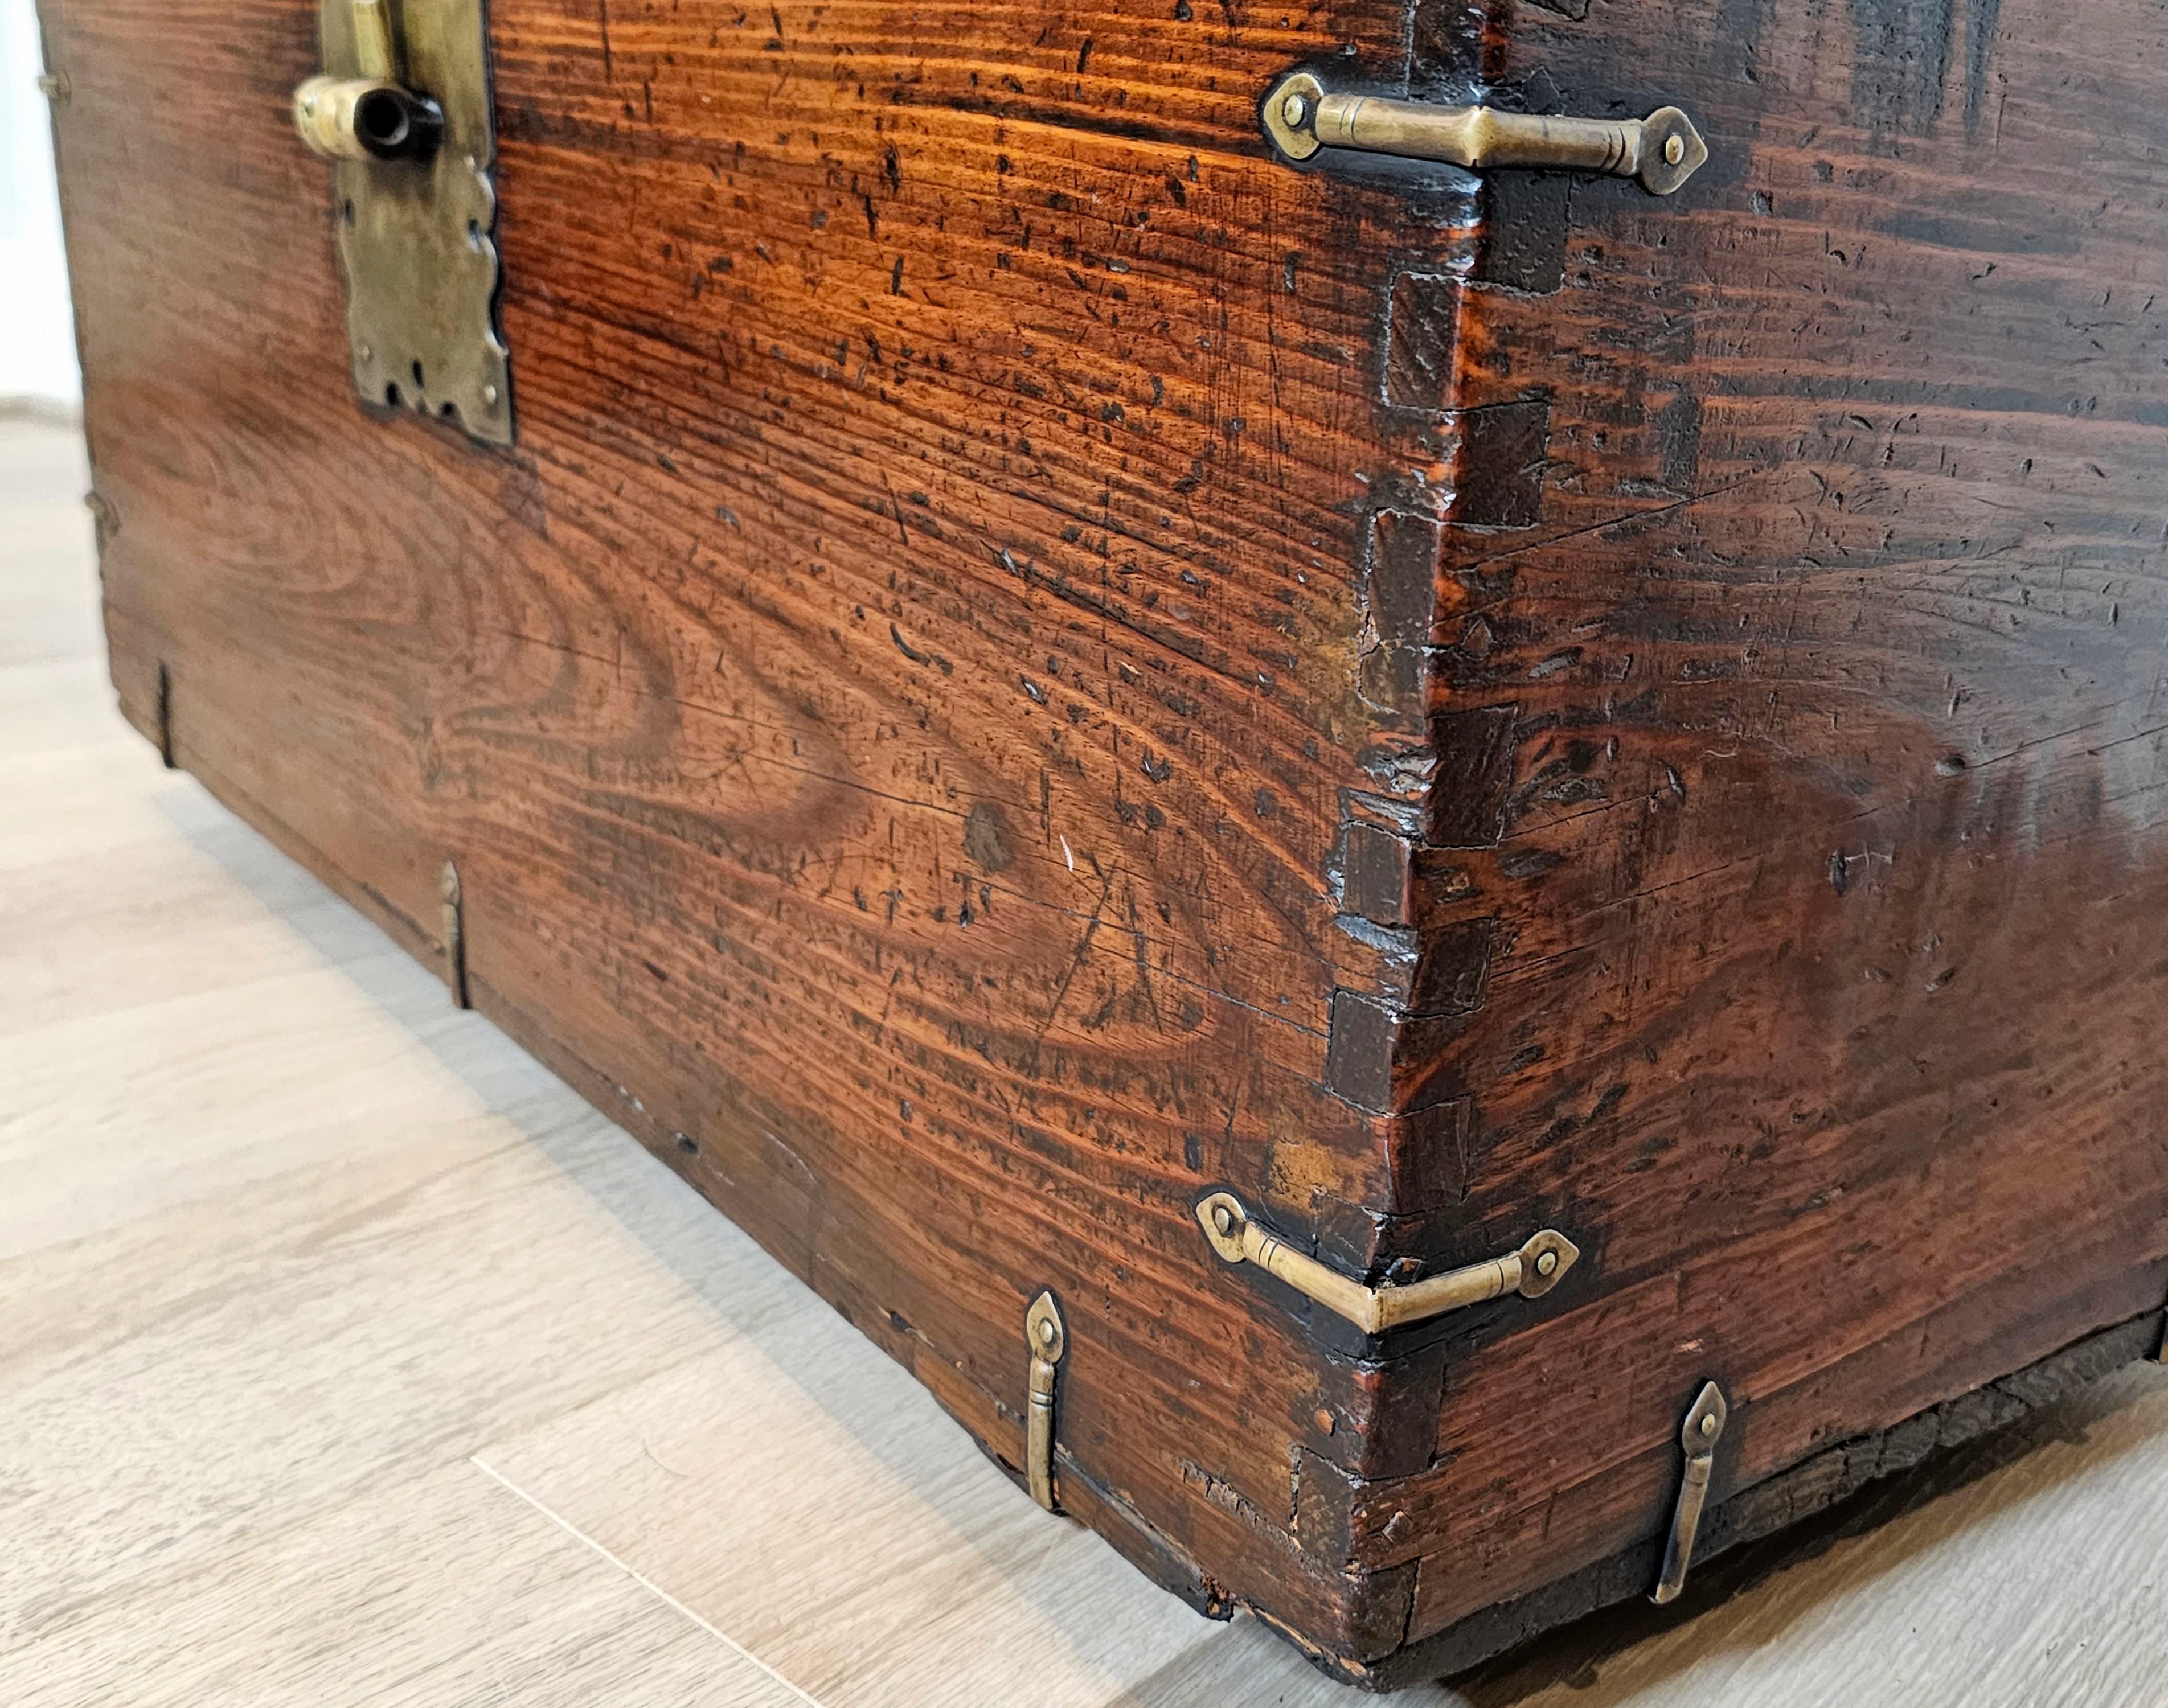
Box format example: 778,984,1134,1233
290,0,512,444
1194,1192,1579,1335
1024,1291,1067,1512
1653,1379,1728,1604
1263,71,1708,197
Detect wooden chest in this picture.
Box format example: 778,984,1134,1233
41,0,2168,1685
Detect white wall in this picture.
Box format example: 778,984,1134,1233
0,0,80,409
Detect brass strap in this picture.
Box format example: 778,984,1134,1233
1654,1381,1730,1604
1193,1192,1579,1335
1023,1292,1066,1513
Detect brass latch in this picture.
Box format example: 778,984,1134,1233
1024,1292,1067,1512
293,0,442,162
290,0,512,445
1263,71,1708,196
1194,1192,1578,1334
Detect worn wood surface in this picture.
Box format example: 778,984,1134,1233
44,0,1488,1670
35,0,2168,1679
8,416,2168,1701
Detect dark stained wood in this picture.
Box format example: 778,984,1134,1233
39,0,2168,1685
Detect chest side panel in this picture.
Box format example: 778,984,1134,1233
42,0,1536,1670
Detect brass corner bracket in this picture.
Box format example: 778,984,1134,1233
1262,69,1708,196
1024,1291,1067,1512
1194,1192,1579,1335
1653,1379,1728,1604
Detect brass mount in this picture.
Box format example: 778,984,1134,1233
290,0,513,445
1195,1192,1579,1335
1263,71,1709,196
1653,1379,1729,1604
1024,1291,1067,1513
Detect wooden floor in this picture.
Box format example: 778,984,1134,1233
5,413,2167,1706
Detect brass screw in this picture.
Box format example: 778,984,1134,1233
1210,1202,1234,1235
1535,1249,1559,1278
1699,1411,1718,1436
482,384,500,406
1036,1315,1058,1346
1281,91,1311,129
1663,133,1686,166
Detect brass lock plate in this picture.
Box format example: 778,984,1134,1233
309,0,512,445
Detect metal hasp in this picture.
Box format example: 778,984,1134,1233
1194,1192,1579,1335
1024,1292,1067,1512
1653,1380,1729,1604
1263,70,1708,196
292,0,512,445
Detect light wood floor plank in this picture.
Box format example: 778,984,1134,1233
3,1459,806,1708
473,1334,1230,1708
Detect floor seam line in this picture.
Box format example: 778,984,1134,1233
468,1453,828,1708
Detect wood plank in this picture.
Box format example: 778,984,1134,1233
474,1346,1223,1707
0,1460,806,1708
0,1018,790,1637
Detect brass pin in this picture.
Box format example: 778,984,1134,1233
441,860,469,1009
1024,1292,1067,1513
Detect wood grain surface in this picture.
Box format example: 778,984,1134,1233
34,0,2168,1678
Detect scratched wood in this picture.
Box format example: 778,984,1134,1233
43,0,1482,1672
34,0,2168,1681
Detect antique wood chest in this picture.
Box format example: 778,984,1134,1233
39,0,2168,1686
